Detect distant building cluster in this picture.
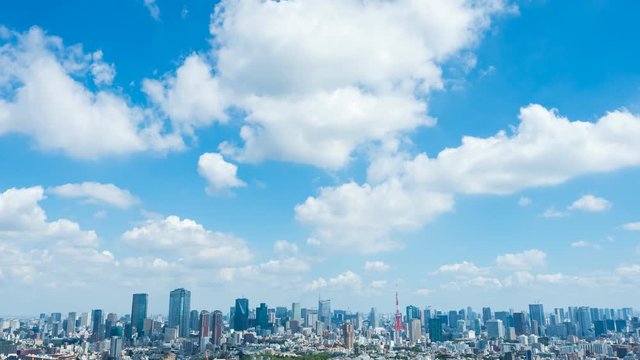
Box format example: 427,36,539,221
1,289,639,360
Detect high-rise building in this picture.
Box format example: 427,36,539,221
482,307,492,323
448,310,459,329
486,319,504,339
368,307,378,328
342,322,354,350
190,310,200,332
576,307,592,338
211,311,223,346
199,310,210,337
529,304,545,336
91,309,104,342
406,305,420,322
256,303,269,329
130,293,148,338
168,288,191,338
513,312,528,336
65,312,76,335
109,336,122,360
199,310,210,351
319,299,331,324
234,298,249,331
292,302,301,322
409,319,422,344
428,318,443,342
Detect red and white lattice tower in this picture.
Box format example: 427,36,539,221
394,289,403,332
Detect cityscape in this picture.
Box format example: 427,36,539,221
2,1,640,360
0,289,638,360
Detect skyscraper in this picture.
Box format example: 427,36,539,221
168,288,191,338
486,319,504,339
428,318,443,342
199,310,210,351
513,312,528,336
130,293,148,338
529,304,545,336
343,322,354,350
319,299,331,324
256,303,269,329
292,302,301,322
211,310,223,346
234,298,249,331
65,312,76,336
91,309,104,342
369,307,378,328
409,319,422,344
190,309,200,332
406,305,420,322
482,307,492,323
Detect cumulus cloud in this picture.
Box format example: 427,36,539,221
143,0,509,169
0,187,114,286
364,261,390,273
622,222,640,231
49,182,139,209
415,288,431,297
273,240,299,255
197,152,246,194
121,215,253,267
571,240,590,248
431,261,488,275
495,249,546,270
304,270,362,291
295,180,454,254
142,55,227,135
541,207,567,218
518,196,532,207
0,27,184,159
296,104,640,252
568,194,611,212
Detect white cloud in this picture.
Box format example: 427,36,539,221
144,0,160,21
0,187,115,286
495,249,546,270
121,215,253,267
622,222,640,231
142,54,227,136
431,261,488,275
49,182,139,209
0,27,184,159
364,261,390,273
568,194,611,212
304,270,362,291
541,207,567,218
571,240,590,248
273,240,299,255
415,288,431,297
296,104,640,252
615,264,640,277
295,180,454,254
143,0,509,169
374,105,640,195
370,280,387,289
518,196,532,207
197,152,246,194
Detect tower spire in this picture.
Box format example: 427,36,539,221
394,285,403,332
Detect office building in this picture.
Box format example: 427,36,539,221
168,288,191,338
91,309,104,342
343,322,354,350
292,302,301,321
319,299,331,324
130,293,148,338
487,319,504,339
234,298,249,331
211,310,223,346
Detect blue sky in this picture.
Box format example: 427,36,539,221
1,0,639,316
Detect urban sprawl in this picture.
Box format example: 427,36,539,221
1,288,639,360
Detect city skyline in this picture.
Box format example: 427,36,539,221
1,0,640,315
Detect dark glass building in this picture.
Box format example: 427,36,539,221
234,298,249,331
130,293,148,337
